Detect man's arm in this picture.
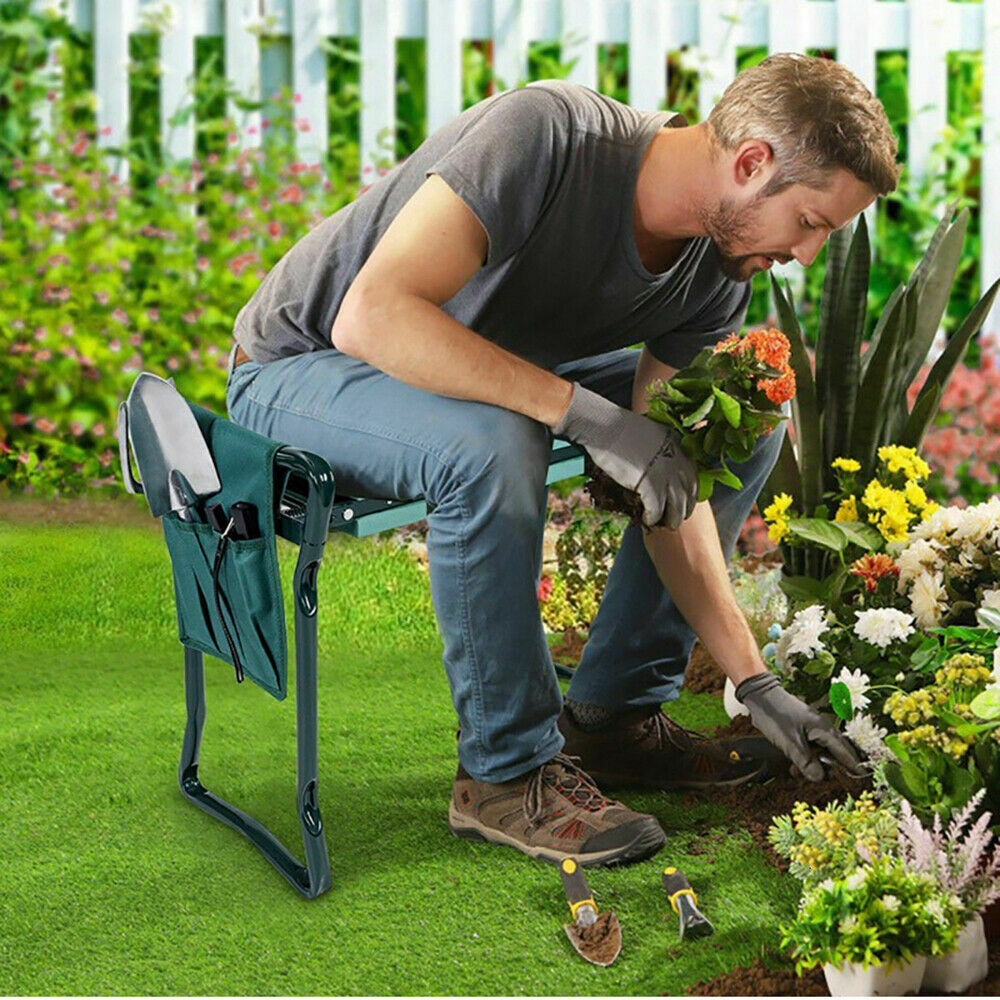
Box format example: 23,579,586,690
330,173,573,429
632,347,769,686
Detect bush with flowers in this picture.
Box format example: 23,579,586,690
778,856,964,976
642,326,795,502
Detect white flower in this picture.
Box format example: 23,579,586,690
845,869,867,891
819,878,835,892
838,914,859,934
844,713,888,757
952,501,1000,546
981,588,1000,613
785,604,831,658
895,671,906,682
881,894,900,912
833,667,871,712
926,897,947,925
853,608,916,649
910,570,947,629
895,537,946,589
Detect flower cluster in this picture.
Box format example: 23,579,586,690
712,326,797,405
888,496,1000,628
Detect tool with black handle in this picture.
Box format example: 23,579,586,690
662,866,714,940
560,858,621,966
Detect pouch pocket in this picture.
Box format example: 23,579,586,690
162,512,287,700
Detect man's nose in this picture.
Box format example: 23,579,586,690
791,231,830,268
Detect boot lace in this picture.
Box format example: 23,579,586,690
638,708,712,754
523,752,615,829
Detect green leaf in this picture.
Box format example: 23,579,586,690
786,517,847,553
712,385,741,428
778,574,828,602
971,689,1000,721
884,734,910,763
682,392,716,427
834,521,883,552
829,681,854,720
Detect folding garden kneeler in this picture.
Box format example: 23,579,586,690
128,393,586,899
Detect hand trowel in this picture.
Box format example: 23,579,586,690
560,858,621,967
117,372,221,521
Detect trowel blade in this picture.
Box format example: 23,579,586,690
563,911,622,967
124,372,221,517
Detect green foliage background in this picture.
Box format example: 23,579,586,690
0,0,990,496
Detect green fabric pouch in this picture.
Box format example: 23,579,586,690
160,401,288,700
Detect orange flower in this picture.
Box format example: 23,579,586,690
848,553,900,594
713,332,743,355
758,367,796,405
745,327,792,370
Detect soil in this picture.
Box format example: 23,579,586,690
583,460,646,525
684,941,1000,996
682,640,728,694
564,909,622,967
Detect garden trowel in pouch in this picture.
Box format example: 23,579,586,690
560,858,622,966
117,371,221,521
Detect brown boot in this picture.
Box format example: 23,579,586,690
558,703,771,791
448,751,666,867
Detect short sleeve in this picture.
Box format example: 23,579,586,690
425,85,571,268
645,279,753,369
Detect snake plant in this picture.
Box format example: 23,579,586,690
761,199,1000,588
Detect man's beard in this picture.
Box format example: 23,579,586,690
698,191,769,282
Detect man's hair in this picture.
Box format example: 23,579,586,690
704,52,902,198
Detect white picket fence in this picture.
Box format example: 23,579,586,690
34,0,1000,337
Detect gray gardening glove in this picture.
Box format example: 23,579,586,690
552,382,699,530
735,671,864,781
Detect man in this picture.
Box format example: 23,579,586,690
226,53,899,868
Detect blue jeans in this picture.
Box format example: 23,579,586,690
224,343,787,782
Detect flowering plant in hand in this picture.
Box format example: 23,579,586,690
643,327,795,503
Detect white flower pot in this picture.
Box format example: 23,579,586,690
723,676,750,718
921,913,988,994
823,954,926,997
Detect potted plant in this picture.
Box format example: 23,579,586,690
779,857,963,996
888,789,1000,992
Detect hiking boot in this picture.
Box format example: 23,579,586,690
448,751,666,868
558,703,772,791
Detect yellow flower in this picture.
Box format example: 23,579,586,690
832,457,861,473
877,444,931,482
863,479,889,511
904,480,927,509
835,495,859,522
763,492,794,522
768,519,789,544
921,501,940,521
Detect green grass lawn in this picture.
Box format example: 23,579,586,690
0,509,799,995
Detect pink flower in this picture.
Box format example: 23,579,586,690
18,452,31,465
71,137,89,156
69,422,84,436
166,357,180,371
146,308,160,322
12,413,31,427
34,326,46,341
267,220,283,239
118,258,131,271
108,338,121,352
95,290,110,305
93,422,105,436
34,418,56,433
110,308,128,324
278,183,303,205
34,349,52,362
100,125,112,136
537,576,554,603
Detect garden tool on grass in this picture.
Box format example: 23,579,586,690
560,858,621,966
662,866,714,940
117,371,221,522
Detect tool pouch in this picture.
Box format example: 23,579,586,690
160,400,288,701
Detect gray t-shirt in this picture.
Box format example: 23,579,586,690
234,78,752,370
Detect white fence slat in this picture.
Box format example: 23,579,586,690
835,0,877,261
983,0,1000,342
360,0,395,178
696,0,740,123
95,0,130,178
493,0,527,92
160,0,195,161
224,0,261,148
628,0,665,111
908,0,948,193
292,0,328,162
561,0,599,92
769,0,803,57
427,0,462,133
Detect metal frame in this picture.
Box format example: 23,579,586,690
175,438,585,898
